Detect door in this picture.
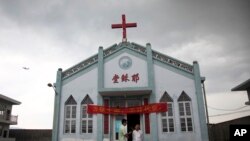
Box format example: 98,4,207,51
114,115,126,141
111,98,142,141
127,114,140,141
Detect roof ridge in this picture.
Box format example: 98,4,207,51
62,42,194,79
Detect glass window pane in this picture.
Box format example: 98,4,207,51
88,120,93,133
161,112,166,117
180,118,186,131
162,119,167,128
82,120,87,133
181,127,186,132
66,106,71,118
188,126,193,131
169,119,174,127
163,128,168,132
162,119,168,132
72,106,76,118
65,120,70,133
168,103,173,116
169,118,174,132
82,106,87,118
185,103,191,116
179,103,184,116
71,120,76,133
187,118,193,131
88,114,93,118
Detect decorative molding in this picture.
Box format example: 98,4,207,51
62,42,193,79
103,44,118,57
152,51,193,73
62,55,98,79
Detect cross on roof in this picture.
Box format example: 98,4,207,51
111,14,137,42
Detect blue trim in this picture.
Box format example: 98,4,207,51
146,43,155,101
97,47,104,141
104,46,147,63
146,43,159,141
193,61,209,141
52,68,62,141
62,56,98,80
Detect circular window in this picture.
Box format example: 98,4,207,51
119,56,132,70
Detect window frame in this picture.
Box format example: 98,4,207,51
160,91,175,133
81,104,93,134
161,102,175,133
80,95,94,134
178,101,194,132
64,104,77,134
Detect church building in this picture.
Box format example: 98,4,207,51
51,15,209,141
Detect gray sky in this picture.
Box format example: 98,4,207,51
0,0,249,129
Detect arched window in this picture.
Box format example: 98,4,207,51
178,91,193,132
160,91,174,132
64,95,77,134
81,95,94,134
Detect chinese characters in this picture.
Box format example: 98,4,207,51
112,73,140,83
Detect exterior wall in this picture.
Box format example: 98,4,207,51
104,52,148,88
10,129,51,141
56,43,207,141
59,67,98,141
154,63,202,141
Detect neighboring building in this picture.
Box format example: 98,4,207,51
9,129,52,141
0,94,21,141
208,116,250,141
51,41,209,141
231,79,250,105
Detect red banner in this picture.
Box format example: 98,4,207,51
87,103,167,114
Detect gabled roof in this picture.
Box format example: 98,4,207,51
62,42,194,79
160,91,173,102
0,94,21,105
177,91,191,101
231,79,250,91
65,95,77,105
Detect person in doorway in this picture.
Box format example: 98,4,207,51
132,124,143,141
119,119,130,141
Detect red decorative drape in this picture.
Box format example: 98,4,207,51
103,99,109,134
87,103,167,114
144,98,150,134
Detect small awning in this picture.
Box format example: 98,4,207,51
231,79,250,91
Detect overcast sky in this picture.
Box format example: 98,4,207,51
0,0,249,129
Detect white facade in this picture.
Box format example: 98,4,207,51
154,64,201,141
104,52,148,88
53,42,208,141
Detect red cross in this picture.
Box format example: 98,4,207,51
111,14,137,42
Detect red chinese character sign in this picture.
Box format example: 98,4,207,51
112,73,140,84
132,73,139,83
112,74,119,83
106,55,147,87
87,103,167,114
121,74,130,82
